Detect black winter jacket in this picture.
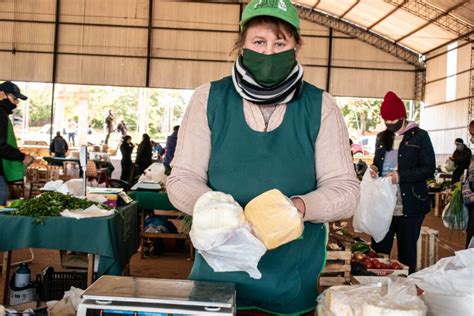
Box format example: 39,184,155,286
373,126,436,216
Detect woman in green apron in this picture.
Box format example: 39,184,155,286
0,81,33,205
167,0,359,314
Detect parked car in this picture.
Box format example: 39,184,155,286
21,124,102,146
351,136,376,157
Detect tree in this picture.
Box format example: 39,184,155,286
341,98,381,135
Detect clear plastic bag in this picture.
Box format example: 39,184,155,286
316,278,426,316
408,249,474,316
199,225,266,279
353,170,398,242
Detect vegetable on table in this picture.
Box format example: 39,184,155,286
11,192,103,224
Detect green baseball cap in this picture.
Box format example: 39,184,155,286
240,0,300,33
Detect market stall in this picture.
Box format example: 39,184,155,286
0,201,139,305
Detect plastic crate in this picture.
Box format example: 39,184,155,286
39,266,88,301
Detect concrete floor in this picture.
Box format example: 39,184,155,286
0,212,467,305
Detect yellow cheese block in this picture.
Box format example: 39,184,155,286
244,189,303,250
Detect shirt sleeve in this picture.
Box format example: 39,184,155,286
293,92,360,223
167,84,213,214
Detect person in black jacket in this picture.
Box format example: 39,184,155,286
0,81,34,205
120,135,134,182
163,125,179,175
135,133,152,177
49,132,69,158
370,91,435,274
449,138,471,184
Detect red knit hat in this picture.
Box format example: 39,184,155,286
380,91,406,121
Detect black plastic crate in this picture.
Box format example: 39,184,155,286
39,266,88,301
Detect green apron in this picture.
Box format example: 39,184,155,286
2,119,25,182
189,77,327,315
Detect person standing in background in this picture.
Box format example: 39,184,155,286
163,125,179,175
65,118,77,146
135,133,153,176
49,132,69,158
120,135,134,182
449,138,472,184
0,81,34,205
104,110,115,145
370,91,435,274
117,120,128,136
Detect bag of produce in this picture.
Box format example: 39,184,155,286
353,170,398,242
244,189,303,250
317,277,426,316
442,182,469,230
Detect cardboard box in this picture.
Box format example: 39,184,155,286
9,286,37,305
6,301,48,315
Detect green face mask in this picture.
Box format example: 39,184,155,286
242,48,296,87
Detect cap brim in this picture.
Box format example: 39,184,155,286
14,92,27,100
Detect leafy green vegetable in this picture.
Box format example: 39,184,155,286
11,192,100,224
7,199,24,208
351,241,370,254
442,182,467,231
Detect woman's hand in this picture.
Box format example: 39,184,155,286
22,154,34,166
291,197,305,218
369,165,379,178
386,171,399,184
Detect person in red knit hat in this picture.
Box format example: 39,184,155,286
370,91,435,274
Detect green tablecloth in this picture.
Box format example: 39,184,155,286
129,190,177,210
0,202,139,276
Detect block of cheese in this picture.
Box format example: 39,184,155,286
362,304,425,316
190,191,245,251
244,189,303,250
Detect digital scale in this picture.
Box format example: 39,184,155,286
77,276,236,316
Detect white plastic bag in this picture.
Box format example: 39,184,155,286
199,225,266,279
190,191,245,250
317,278,426,316
408,249,474,316
190,191,266,279
353,169,398,242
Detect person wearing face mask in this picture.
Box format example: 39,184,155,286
449,138,471,184
369,91,435,274
0,81,34,205
167,0,359,314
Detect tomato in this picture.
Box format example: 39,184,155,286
380,263,389,269
390,262,402,270
367,251,378,258
363,260,374,269
373,262,383,269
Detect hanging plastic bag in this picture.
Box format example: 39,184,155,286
442,182,469,230
199,225,266,279
353,169,398,242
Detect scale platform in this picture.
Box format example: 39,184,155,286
77,276,236,315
